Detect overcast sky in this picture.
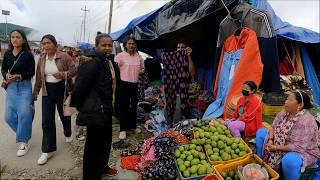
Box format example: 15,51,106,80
0,0,319,45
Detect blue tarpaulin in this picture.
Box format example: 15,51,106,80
252,0,320,43
79,42,94,49
301,45,320,107
110,8,161,41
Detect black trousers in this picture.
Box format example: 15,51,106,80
83,123,112,180
118,81,138,131
42,82,71,153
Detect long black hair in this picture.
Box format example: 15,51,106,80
292,91,313,109
122,35,136,52
243,81,258,93
9,29,31,52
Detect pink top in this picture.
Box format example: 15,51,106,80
272,110,320,172
115,51,144,83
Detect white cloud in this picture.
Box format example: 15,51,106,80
0,0,318,45
269,0,320,33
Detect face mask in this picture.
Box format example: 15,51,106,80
242,90,250,96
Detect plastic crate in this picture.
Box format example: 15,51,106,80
175,145,215,180
263,104,283,116
202,174,220,180
214,154,279,180
205,138,253,166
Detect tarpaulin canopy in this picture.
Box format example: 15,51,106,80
79,42,94,49
132,0,239,69
110,8,162,41
252,0,320,43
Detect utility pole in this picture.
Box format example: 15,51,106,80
105,0,113,33
81,6,89,42
2,10,10,42
79,20,83,42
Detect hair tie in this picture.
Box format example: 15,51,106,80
297,91,304,105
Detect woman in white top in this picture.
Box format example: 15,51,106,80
33,34,76,165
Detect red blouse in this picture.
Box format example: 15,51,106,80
232,95,262,136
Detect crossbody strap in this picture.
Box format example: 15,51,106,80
8,51,24,73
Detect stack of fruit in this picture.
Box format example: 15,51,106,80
204,136,250,163
191,120,251,164
175,144,214,178
191,121,233,146
220,170,241,180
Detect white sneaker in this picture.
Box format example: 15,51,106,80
66,136,73,143
134,127,142,134
119,131,126,140
37,153,53,165
77,135,86,141
16,143,29,157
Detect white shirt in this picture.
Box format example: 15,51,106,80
45,54,61,83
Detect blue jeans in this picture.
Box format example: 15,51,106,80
203,49,243,119
5,80,34,143
256,128,303,180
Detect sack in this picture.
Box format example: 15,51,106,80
63,95,74,116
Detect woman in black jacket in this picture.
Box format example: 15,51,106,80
1,29,35,157
71,33,118,180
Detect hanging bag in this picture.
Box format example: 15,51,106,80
63,72,74,117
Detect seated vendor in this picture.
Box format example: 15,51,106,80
256,91,320,180
224,81,262,138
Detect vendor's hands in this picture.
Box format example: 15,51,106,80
53,72,64,79
265,141,277,152
267,145,278,152
186,47,192,56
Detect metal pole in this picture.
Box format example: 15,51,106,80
107,0,113,33
5,15,8,42
80,20,83,42
81,6,89,42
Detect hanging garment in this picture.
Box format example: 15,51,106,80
301,45,320,107
137,71,150,102
281,40,305,77
292,42,305,77
279,58,295,75
214,3,280,93
161,50,191,122
197,68,214,92
203,49,242,119
214,27,264,119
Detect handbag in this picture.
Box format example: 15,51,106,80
2,52,24,90
63,72,75,117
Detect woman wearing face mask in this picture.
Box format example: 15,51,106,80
71,33,118,180
1,29,35,157
224,81,262,138
256,91,320,180
33,34,76,165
